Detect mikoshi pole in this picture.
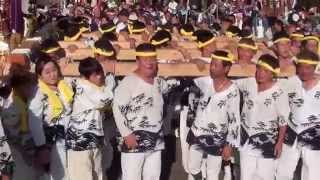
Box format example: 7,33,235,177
10,0,23,34
185,0,190,24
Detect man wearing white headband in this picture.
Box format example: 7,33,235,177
235,54,290,180
113,43,179,180
276,50,320,180
186,50,240,180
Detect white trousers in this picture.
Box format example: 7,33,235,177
187,145,222,180
121,151,162,180
240,151,276,180
67,148,103,180
276,144,320,180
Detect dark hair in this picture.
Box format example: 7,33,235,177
274,19,284,27
258,54,280,70
78,57,104,78
11,72,35,88
94,39,116,53
94,38,117,60
72,16,89,25
101,32,118,42
180,23,194,33
35,56,62,78
136,43,156,53
222,61,232,67
30,50,49,64
64,24,80,37
240,29,253,38
39,38,66,60
150,30,172,48
119,9,130,17
212,50,233,67
53,48,67,60
273,31,290,42
41,38,60,50
194,29,214,50
57,19,70,30
160,23,173,32
296,50,319,64
238,38,256,47
227,25,240,35
100,22,116,33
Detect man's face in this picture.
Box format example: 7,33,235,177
290,40,301,56
276,41,291,59
255,65,274,84
296,63,316,82
210,59,229,78
274,23,282,32
88,71,105,87
137,56,158,78
237,47,255,62
287,25,297,34
305,40,318,54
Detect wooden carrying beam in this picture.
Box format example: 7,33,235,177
65,48,94,60
115,62,209,76
59,41,88,49
64,47,202,61
177,41,198,49
60,61,296,77
65,48,187,61
117,49,190,61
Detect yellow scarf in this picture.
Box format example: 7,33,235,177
13,94,28,133
38,79,74,122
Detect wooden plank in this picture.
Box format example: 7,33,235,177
177,41,198,49
117,49,186,61
116,49,136,60
65,48,190,61
188,49,202,59
60,60,116,76
60,61,296,77
115,62,209,76
65,48,94,60
59,41,87,49
228,64,256,77
113,41,131,49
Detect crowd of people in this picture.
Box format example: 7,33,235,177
1,0,320,180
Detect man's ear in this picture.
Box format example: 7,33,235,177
224,65,231,75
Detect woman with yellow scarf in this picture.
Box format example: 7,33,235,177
28,57,74,180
